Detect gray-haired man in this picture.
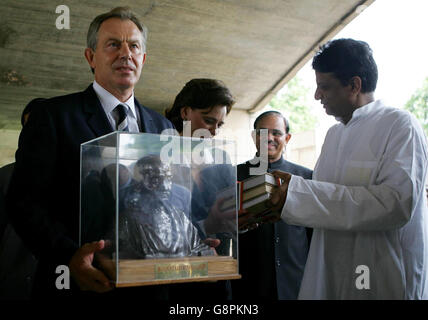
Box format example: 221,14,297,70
6,7,173,297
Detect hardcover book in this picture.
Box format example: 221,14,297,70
215,173,281,230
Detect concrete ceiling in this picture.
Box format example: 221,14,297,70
0,0,374,130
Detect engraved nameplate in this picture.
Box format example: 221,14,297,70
155,261,208,280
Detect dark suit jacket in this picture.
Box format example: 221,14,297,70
0,162,38,300
232,157,312,300
5,84,173,298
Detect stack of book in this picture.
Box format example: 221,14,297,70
217,173,280,230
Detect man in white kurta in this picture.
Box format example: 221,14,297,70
269,39,428,299
282,99,428,299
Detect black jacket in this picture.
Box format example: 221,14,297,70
6,85,174,298
232,157,313,300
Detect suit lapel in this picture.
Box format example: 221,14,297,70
82,84,114,137
135,99,154,133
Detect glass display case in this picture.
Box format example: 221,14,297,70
80,132,240,287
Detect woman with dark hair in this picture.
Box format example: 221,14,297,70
165,78,237,231
165,79,237,300
165,78,235,137
165,79,237,229
165,79,236,225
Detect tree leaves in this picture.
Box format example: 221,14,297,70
404,77,428,137
268,76,318,133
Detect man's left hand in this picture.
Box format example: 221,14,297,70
268,170,292,217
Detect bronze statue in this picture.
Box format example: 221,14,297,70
119,155,213,259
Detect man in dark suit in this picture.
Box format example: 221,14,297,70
0,98,43,300
6,7,173,298
232,111,312,300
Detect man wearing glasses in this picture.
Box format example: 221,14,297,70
232,111,313,300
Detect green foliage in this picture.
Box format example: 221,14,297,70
267,76,318,133
404,77,428,137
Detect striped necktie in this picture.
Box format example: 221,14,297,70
115,104,129,132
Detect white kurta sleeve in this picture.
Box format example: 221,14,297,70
281,113,428,231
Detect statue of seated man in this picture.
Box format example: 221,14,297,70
119,155,214,259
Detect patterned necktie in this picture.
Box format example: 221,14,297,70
115,104,129,132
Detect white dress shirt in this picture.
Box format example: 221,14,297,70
281,100,428,299
92,80,140,133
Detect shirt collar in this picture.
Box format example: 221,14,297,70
268,156,285,170
92,80,136,118
248,154,285,171
347,100,380,125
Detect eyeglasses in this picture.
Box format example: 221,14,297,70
254,128,285,137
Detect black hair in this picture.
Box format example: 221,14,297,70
165,79,235,132
312,38,378,93
253,110,290,134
